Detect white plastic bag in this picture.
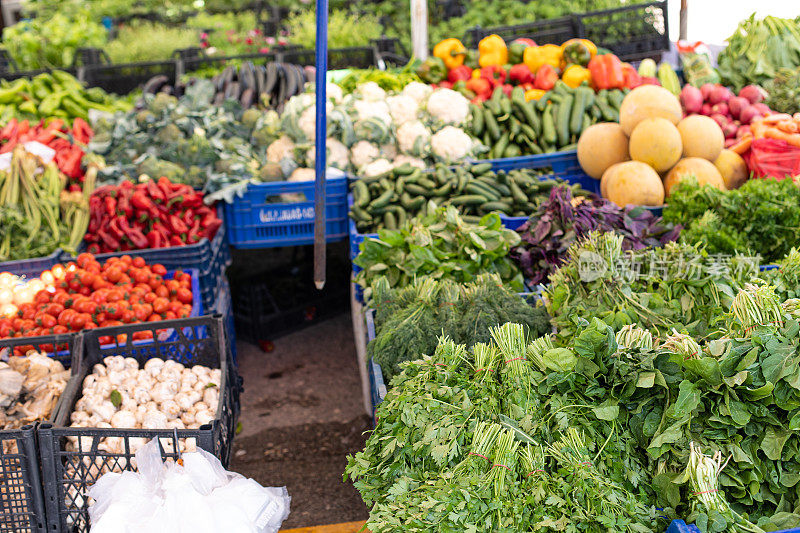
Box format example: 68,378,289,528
88,438,290,533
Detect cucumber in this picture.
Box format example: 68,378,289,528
509,179,528,204
352,180,369,207
536,92,551,111
480,201,513,213
542,103,557,145
525,100,542,136
350,205,372,222
484,108,501,141
471,103,485,136
493,132,510,159
465,182,500,201
383,211,397,230
595,92,616,122
369,188,395,210
451,194,486,205
470,162,493,175
556,94,573,147
417,177,436,189
393,164,417,176
607,89,624,110
432,181,453,196
569,90,586,136
404,183,430,197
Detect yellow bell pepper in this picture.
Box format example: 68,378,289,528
561,38,597,59
478,34,508,68
433,38,467,70
562,64,591,88
472,68,481,79
523,44,562,74
524,89,547,102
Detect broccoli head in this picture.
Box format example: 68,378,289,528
149,92,177,115
135,156,184,182
241,108,261,130
154,123,184,145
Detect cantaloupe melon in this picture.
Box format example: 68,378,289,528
604,161,665,207
714,149,748,189
628,118,682,172
600,162,625,198
677,115,724,161
663,157,726,196
619,85,683,136
577,123,630,179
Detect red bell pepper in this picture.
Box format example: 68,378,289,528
447,65,472,83
466,77,492,99
622,63,642,88
71,118,93,145
534,64,558,91
508,63,534,85
514,38,536,47
480,65,506,88
588,53,626,90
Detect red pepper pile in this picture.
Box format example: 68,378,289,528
85,177,222,253
0,118,92,188
0,253,194,346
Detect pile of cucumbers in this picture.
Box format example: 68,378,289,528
349,162,590,233
470,83,628,159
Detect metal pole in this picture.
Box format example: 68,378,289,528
313,0,328,290
410,0,428,60
679,0,688,41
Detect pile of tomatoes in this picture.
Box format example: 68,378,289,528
0,253,194,345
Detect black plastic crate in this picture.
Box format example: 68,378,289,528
578,1,669,62
463,16,579,48
39,316,240,533
181,50,279,75
231,248,349,344
0,333,83,533
280,46,378,70
82,59,177,95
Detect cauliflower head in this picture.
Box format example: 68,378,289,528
362,158,393,178
402,82,433,104
393,155,426,169
430,126,475,162
350,140,381,170
352,99,392,124
305,138,350,170
357,81,387,102
397,121,431,156
426,88,470,125
326,82,344,104
386,94,419,126
266,136,296,164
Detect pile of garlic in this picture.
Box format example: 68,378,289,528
69,356,221,455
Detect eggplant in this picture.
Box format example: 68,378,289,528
294,64,307,94
255,64,266,95
222,65,236,87
159,85,173,95
213,73,224,93
282,63,297,102
224,81,241,100
213,91,226,106
263,62,278,96
240,88,255,108
142,75,169,95
174,81,186,98
240,61,256,92
275,65,287,112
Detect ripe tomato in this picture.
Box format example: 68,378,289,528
147,314,162,322
143,292,156,303
151,264,167,276
105,289,123,303
165,311,177,320
91,289,110,304
152,297,169,314
133,270,150,284
98,335,113,345
34,290,51,305
70,313,87,329
155,285,169,299
168,301,182,314
104,303,122,320
120,310,135,323
36,313,57,329
132,330,153,340
76,253,94,268
105,266,122,283
176,288,193,304
79,271,95,287
44,303,65,317
52,292,72,307
132,257,146,268
53,325,69,335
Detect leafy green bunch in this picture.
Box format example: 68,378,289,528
354,204,524,300
664,177,800,263
546,232,758,342
368,274,550,380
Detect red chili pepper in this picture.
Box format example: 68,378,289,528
0,119,18,139
182,209,194,227
108,218,125,241
187,218,201,244
131,192,160,219
55,147,83,179
146,180,165,203
118,218,148,249
203,219,222,239
180,193,203,208
168,215,188,234
146,230,164,248
71,118,93,145
169,235,184,247
98,229,120,251
104,197,117,217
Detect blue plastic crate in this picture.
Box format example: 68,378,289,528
224,176,348,249
213,278,236,365
0,248,63,279
66,204,229,313
364,309,386,424
667,520,799,533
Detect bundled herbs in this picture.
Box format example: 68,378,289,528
511,186,680,284
717,15,800,91
336,67,421,95
0,145,95,260
354,205,524,300
89,80,283,201
764,67,800,115
348,283,800,531
350,162,591,234
546,232,759,341
663,177,800,263
369,274,550,380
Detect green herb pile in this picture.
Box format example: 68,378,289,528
764,68,800,115
369,274,550,380
89,80,283,201
105,21,199,64
546,232,758,341
353,205,524,300
663,178,800,264
336,67,421,95
284,9,382,49
347,283,800,531
717,15,800,91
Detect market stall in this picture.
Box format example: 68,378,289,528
0,0,799,531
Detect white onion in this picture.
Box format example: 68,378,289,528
0,272,15,289
0,303,17,317
40,271,55,285
0,288,13,305
27,279,45,294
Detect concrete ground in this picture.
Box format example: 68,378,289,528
229,312,371,529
